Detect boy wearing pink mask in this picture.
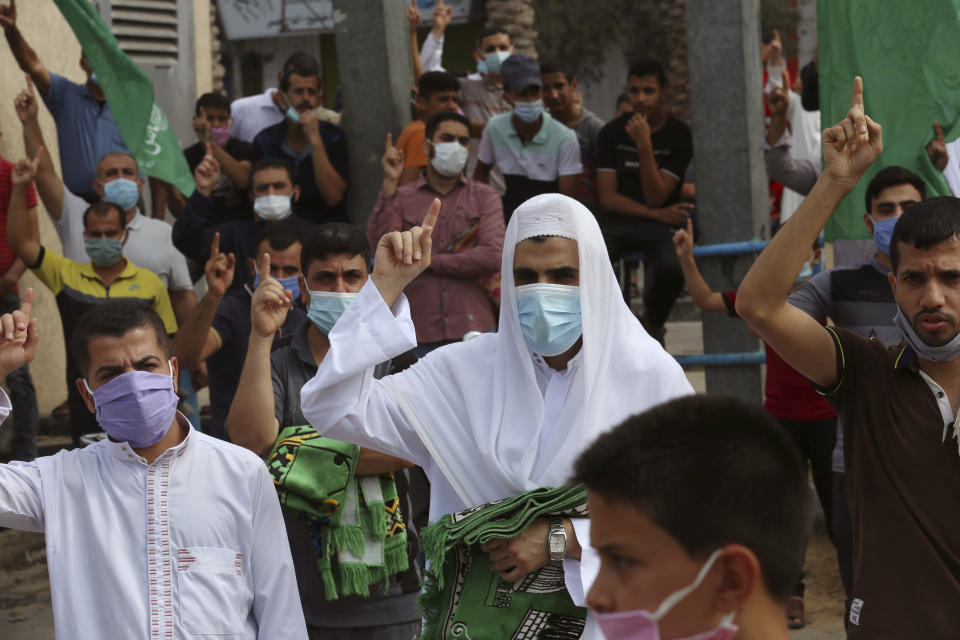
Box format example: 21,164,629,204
173,92,261,221
575,395,808,640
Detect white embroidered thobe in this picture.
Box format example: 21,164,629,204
0,409,307,640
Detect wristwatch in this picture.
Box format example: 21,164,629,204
548,517,567,562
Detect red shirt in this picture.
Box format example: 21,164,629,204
368,176,504,343
0,156,38,287
723,290,836,421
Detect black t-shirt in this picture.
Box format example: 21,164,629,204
183,138,262,221
596,113,692,207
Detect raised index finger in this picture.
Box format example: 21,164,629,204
385,132,393,151
851,76,864,109
20,287,33,321
935,121,945,143
209,231,221,258
421,198,441,231
257,251,272,283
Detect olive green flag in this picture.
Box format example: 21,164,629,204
53,0,195,196
818,0,960,240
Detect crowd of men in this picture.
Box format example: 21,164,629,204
0,2,959,639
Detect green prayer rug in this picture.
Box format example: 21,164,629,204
268,425,409,599
419,485,589,640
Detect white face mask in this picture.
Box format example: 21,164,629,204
429,141,469,177
253,194,293,221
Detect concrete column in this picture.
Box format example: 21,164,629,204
332,0,414,227
685,0,769,403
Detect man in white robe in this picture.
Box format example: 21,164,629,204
300,193,693,637
0,291,307,640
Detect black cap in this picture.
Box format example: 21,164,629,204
501,54,541,94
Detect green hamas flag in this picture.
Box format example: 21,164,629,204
53,0,195,196
818,1,960,241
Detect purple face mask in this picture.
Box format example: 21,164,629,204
595,549,738,640
84,366,178,449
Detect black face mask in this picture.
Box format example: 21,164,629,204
800,62,819,112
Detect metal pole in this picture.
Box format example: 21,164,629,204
685,0,769,403
331,0,413,228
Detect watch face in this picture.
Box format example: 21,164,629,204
549,532,565,553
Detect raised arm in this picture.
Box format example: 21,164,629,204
737,77,882,387
8,153,43,267
226,253,290,455
0,1,51,96
299,201,443,462
767,69,790,147
172,149,221,261
673,218,726,312
0,287,44,533
170,233,235,368
15,75,64,218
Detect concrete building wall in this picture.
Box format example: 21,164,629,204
0,4,81,415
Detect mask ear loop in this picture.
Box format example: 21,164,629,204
651,548,725,622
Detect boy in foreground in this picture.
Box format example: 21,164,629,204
575,395,808,640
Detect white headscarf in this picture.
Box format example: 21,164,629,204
382,194,693,507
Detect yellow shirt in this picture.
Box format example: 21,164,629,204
31,246,178,334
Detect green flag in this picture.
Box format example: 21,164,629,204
818,1,960,241
53,0,195,196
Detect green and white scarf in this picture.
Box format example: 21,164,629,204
267,425,409,599
419,485,589,640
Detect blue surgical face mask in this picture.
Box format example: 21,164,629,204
102,178,139,212
286,106,302,123
516,283,582,356
484,50,511,75
89,71,101,88
872,215,898,256
308,291,357,334
513,99,543,124
796,260,813,283
893,308,960,362
477,59,488,75
85,237,124,267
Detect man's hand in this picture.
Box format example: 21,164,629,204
204,232,235,299
0,287,38,381
768,69,790,117
654,202,693,226
672,217,695,261
407,0,422,33
432,0,452,36
927,121,949,172
822,76,882,188
299,108,323,146
14,73,37,123
371,198,440,308
0,0,17,31
250,252,292,340
381,133,405,192
194,143,221,197
11,148,40,186
625,112,652,149
763,28,783,65
192,109,212,144
483,517,551,583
